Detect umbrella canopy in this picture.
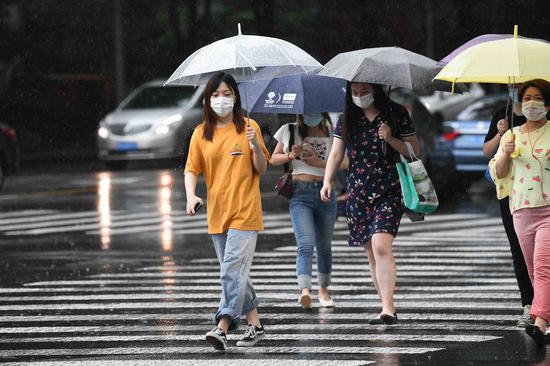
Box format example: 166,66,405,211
165,25,322,86
238,74,346,115
434,26,550,85
438,34,512,66
318,46,441,90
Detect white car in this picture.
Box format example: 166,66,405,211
97,80,204,169
419,83,485,124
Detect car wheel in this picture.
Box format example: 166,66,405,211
105,161,128,171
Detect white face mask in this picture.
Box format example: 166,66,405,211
210,96,235,117
352,93,374,109
522,100,547,121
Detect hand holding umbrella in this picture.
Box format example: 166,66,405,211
246,125,262,152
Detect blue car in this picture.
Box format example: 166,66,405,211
430,94,507,187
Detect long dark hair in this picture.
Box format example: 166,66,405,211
296,112,332,140
341,82,391,144
202,72,245,141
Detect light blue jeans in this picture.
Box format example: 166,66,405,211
289,181,336,291
211,229,258,331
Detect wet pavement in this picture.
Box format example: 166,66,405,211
0,162,549,365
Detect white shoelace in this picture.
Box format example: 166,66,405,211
243,325,257,338
211,327,225,336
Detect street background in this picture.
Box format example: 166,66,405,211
2,0,550,163
1,1,550,365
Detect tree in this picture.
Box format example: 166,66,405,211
167,0,212,59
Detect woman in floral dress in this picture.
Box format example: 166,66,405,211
321,82,419,324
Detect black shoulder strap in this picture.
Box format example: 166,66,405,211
283,124,294,173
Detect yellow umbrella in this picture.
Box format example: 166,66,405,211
434,25,550,90
435,25,550,157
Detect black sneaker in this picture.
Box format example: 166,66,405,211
236,324,265,347
205,327,227,351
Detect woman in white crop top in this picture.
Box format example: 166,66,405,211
272,113,340,309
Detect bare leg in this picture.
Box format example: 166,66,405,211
217,316,232,333
371,233,396,315
245,308,261,328
318,287,330,301
364,240,381,298
534,316,547,333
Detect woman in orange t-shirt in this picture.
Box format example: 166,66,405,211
184,72,270,351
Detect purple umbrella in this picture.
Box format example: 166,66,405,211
438,34,512,66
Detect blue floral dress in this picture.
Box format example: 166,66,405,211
334,104,416,246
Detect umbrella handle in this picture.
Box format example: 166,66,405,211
241,67,251,127
381,85,393,156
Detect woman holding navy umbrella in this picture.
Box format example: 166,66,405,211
271,112,339,309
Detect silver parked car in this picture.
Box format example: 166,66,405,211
97,80,205,169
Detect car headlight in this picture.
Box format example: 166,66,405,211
154,125,170,135
154,114,182,135
98,121,109,139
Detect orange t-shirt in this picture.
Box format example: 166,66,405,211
184,118,270,234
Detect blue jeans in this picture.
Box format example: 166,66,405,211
211,229,258,331
289,181,336,291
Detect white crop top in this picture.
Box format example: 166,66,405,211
273,123,333,177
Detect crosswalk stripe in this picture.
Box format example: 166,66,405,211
270,246,511,257
0,209,522,363
82,270,514,279
2,284,520,293
0,301,521,311
0,334,501,344
0,211,111,226
0,209,58,219
0,312,521,323
0,209,501,238
0,211,208,231
188,256,513,265
0,292,521,302
0,346,446,357
1,361,374,366
140,263,512,271
20,277,518,287
84,219,312,236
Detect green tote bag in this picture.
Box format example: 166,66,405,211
396,142,439,213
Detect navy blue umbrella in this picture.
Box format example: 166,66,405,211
238,73,346,115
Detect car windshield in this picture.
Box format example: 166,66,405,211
122,86,195,109
458,97,507,120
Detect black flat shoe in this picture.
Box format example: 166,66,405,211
369,312,398,325
525,324,550,345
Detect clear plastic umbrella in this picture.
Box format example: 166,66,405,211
165,24,322,86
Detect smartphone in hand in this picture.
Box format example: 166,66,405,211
301,143,314,158
194,202,203,213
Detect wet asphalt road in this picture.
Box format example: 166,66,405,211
0,160,549,365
